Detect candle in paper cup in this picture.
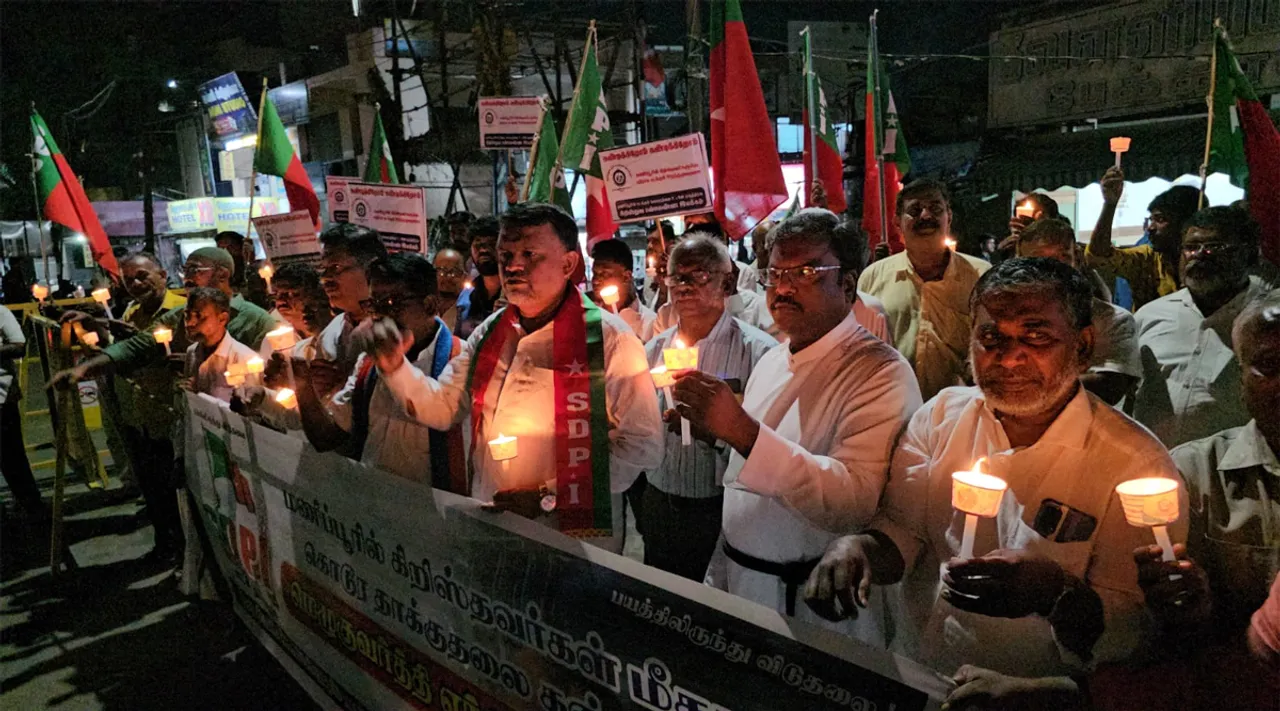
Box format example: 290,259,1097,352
1014,201,1036,219
153,327,173,355
265,325,297,352
663,338,699,372
951,460,1008,559
599,285,620,311
650,364,675,389
1110,136,1132,167
81,331,99,346
488,433,518,471
1115,477,1180,561
258,263,275,293
31,283,48,302
92,287,113,319
246,356,265,386
224,369,247,387
274,387,298,409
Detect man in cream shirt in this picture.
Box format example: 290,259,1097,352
673,209,921,647
182,288,259,401
859,179,990,400
806,258,1184,709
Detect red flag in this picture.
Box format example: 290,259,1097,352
862,14,910,253
1240,101,1280,264
801,30,846,214
710,0,787,239
30,109,120,279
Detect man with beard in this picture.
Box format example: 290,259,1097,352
1088,169,1199,311
456,216,504,339
804,257,1182,708
1132,206,1270,447
674,209,920,646
858,179,990,400
356,203,663,552
309,224,387,397
432,247,467,331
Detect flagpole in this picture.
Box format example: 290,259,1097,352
871,11,889,246
522,97,551,202
28,103,52,288
551,21,597,203
801,26,819,207
1198,18,1222,210
246,78,268,243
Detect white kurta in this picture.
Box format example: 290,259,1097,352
313,313,361,375
852,292,891,343
872,386,1186,678
379,301,665,551
709,312,922,647
184,334,259,402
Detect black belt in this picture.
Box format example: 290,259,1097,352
721,540,820,616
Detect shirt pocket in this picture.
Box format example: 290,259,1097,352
1003,514,1096,581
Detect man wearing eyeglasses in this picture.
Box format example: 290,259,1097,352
1132,206,1271,447
432,247,467,332
671,209,921,644
308,224,388,397
641,235,777,580
858,179,991,401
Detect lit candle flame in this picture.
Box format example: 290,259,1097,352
258,263,275,280
246,357,265,374
152,327,173,344
91,288,111,304
274,388,298,408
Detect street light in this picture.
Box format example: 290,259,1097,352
166,79,178,89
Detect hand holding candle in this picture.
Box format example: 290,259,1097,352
245,356,266,386
1115,477,1180,561
274,387,298,409
266,325,298,390
92,287,113,319
662,338,699,446
1014,201,1036,219
951,459,1008,559
1110,136,1132,168
153,327,173,355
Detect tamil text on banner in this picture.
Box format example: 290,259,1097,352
253,210,321,263
326,176,355,225
183,394,949,711
598,134,712,223
348,183,429,253
199,72,258,141
477,97,543,150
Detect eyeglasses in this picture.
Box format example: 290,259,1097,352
762,265,841,288
1182,242,1240,258
320,263,359,280
367,294,420,316
662,270,726,288
182,265,213,277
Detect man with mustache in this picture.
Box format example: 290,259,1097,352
456,216,504,339
1132,206,1269,447
356,203,663,552
432,247,467,331
588,239,655,341
672,209,921,645
805,258,1183,709
309,224,387,397
858,179,991,400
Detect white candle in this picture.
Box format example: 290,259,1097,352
1115,477,1180,562
951,460,1008,559
488,433,518,472
153,327,173,355
274,387,298,409
599,285,620,312
31,283,48,302
92,287,113,319
1014,201,1036,219
245,356,265,386
258,263,275,294
80,331,99,347
224,369,246,387
1110,136,1132,168
265,325,296,352
662,339,698,446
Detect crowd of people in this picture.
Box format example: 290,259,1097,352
2,166,1279,708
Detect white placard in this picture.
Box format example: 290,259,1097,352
325,175,355,225
477,96,543,150
347,182,429,253
252,210,320,261
598,134,712,223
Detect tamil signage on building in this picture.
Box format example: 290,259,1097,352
199,72,258,140
988,0,1280,128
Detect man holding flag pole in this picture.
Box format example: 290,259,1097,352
801,27,846,215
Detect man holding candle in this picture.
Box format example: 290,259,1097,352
673,209,920,645
309,224,388,396
291,253,466,490
589,239,655,342
858,179,991,401
357,203,663,553
1132,206,1269,447
641,235,776,580
806,258,1184,703
182,287,259,401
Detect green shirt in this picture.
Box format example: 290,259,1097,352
103,293,276,374
112,289,188,436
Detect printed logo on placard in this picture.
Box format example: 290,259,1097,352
333,190,346,205
609,166,631,188
484,111,496,125
262,231,276,250
354,201,368,219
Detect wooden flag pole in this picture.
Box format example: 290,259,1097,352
550,21,597,199
521,96,551,202
246,78,269,241
1199,18,1222,210
801,26,820,206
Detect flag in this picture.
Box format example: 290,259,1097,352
862,14,911,252
710,0,787,240
30,109,119,278
255,93,321,230
526,102,572,214
802,30,846,214
558,28,616,249
363,107,399,184
1207,25,1280,265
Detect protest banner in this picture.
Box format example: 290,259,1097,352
598,134,712,223
477,97,544,150
253,210,321,263
184,394,949,711
327,176,355,225
348,183,430,253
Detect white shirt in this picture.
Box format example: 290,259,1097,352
852,292,891,343
707,312,922,646
184,333,259,402
736,260,760,294
1090,298,1140,377
376,298,665,551
644,311,777,498
617,299,657,343
872,386,1186,678
1133,278,1267,447
0,305,23,404
314,313,361,378
327,329,447,483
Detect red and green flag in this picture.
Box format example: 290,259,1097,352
30,109,119,279
1207,25,1280,265
862,13,911,252
558,26,616,248
802,30,846,214
363,107,399,184
710,0,787,239
525,100,573,214
254,93,321,230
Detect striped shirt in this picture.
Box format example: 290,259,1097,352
644,309,777,498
